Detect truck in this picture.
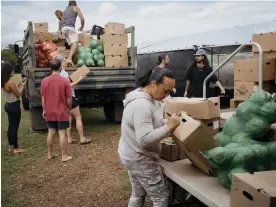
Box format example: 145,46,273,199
20,21,137,131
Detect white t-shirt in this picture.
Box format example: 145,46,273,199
60,69,76,97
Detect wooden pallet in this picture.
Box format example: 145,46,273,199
230,99,244,109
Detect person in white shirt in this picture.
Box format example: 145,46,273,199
54,56,91,145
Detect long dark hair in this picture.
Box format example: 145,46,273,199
138,68,175,87
156,53,168,65
192,55,211,69
1,63,14,88
68,1,77,6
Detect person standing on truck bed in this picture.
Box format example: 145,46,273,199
54,56,92,145
118,68,181,207
41,59,73,162
61,0,85,66
1,63,26,154
184,49,225,98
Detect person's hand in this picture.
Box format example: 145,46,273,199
42,111,46,119
167,113,181,131
184,91,188,97
173,88,176,94
78,26,83,32
220,87,225,95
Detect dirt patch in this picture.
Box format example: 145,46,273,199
12,130,130,207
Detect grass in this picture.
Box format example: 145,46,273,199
1,74,121,206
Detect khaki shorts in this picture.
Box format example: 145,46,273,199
61,26,79,45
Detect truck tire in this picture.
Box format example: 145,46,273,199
104,102,123,123
30,107,47,131
21,88,30,111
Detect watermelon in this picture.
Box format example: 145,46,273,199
84,47,91,53
97,45,104,53
78,52,87,60
77,59,85,67
86,58,95,67
90,40,98,49
93,54,99,61
86,53,93,59
77,47,86,53
98,53,104,60
92,49,100,55
97,59,105,67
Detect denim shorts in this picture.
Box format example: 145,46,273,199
47,121,69,130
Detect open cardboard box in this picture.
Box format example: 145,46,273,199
165,97,220,120
230,170,276,207
172,112,219,175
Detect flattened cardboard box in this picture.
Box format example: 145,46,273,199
234,58,276,82
252,32,276,52
69,65,90,82
230,171,276,207
234,81,276,101
165,97,220,120
172,113,219,175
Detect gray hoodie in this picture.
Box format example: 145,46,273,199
118,88,170,161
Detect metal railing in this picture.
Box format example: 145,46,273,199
203,42,263,98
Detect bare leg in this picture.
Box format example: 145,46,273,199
47,128,56,159
67,42,78,63
71,106,91,144
58,129,72,162
67,113,77,144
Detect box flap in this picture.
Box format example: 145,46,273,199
69,65,90,82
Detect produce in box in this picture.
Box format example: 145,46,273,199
203,91,276,189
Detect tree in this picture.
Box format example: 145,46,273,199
1,44,23,73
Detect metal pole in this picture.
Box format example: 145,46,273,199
203,42,263,98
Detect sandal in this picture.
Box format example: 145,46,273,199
80,137,92,145
68,138,78,144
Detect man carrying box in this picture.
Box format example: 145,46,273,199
184,49,225,98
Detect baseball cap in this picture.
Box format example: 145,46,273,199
54,55,65,62
194,49,206,56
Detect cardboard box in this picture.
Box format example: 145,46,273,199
173,113,219,175
165,97,220,120
105,22,125,35
252,32,276,52
234,81,276,101
34,32,53,43
234,58,276,82
69,65,90,82
78,33,93,48
230,171,276,207
34,22,48,33
252,52,276,60
104,44,128,56
195,118,220,136
105,55,128,67
100,34,128,45
160,137,187,162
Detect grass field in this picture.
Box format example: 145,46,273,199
1,74,131,207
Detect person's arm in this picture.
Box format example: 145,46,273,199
9,81,25,98
132,100,170,149
75,6,85,31
184,67,193,97
210,71,225,94
65,80,72,110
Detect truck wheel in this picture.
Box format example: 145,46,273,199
30,107,47,131
21,88,30,111
104,102,123,123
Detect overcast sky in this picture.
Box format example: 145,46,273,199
1,1,276,49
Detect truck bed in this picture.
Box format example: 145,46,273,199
159,159,230,207
32,66,136,92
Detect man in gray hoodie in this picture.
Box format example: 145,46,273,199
118,68,180,207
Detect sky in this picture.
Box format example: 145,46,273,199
1,1,276,49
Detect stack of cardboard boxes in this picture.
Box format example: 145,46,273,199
101,22,129,67
233,32,276,102
34,22,53,43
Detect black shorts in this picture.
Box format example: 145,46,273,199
72,97,79,109
47,121,69,130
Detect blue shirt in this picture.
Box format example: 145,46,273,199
60,69,76,97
